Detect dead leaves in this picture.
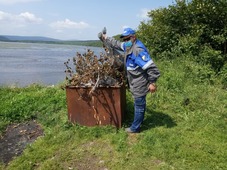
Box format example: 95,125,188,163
64,49,125,91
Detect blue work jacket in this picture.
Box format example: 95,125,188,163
106,37,160,98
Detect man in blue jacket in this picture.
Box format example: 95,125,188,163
99,27,160,133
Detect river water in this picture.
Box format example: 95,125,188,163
0,42,103,87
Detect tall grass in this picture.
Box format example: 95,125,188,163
0,57,226,170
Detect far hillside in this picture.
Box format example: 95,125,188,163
0,35,102,47
0,35,59,42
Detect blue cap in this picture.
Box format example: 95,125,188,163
120,28,135,38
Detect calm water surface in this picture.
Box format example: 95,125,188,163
0,42,103,87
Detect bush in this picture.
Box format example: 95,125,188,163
219,63,227,89
137,0,227,75
198,46,224,72
64,49,125,94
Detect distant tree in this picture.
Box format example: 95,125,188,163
137,0,227,72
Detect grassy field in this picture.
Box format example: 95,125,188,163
0,58,226,170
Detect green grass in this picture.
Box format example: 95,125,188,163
0,58,226,170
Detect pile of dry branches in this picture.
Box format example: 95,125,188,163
64,49,125,90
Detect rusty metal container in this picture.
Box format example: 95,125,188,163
66,86,126,128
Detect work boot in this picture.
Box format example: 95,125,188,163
125,127,140,133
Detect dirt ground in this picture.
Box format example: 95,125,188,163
0,120,43,164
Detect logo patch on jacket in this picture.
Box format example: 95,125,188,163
142,55,146,61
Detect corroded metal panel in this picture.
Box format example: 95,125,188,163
66,86,126,128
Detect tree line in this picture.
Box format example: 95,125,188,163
136,0,227,81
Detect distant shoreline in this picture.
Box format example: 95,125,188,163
0,39,102,47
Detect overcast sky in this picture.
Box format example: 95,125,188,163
0,0,175,40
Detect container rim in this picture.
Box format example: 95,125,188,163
65,85,124,89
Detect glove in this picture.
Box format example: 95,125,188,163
102,27,107,34
98,27,107,41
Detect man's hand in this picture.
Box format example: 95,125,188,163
148,83,157,93
98,27,107,41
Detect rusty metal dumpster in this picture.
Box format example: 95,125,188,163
66,86,126,128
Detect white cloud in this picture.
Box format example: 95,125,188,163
19,12,42,23
137,8,150,20
0,0,41,5
0,11,10,20
50,19,89,30
0,10,42,24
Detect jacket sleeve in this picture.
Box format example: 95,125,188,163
146,62,161,83
105,37,124,52
136,48,160,83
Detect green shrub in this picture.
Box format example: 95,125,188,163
138,0,227,75
219,63,227,89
